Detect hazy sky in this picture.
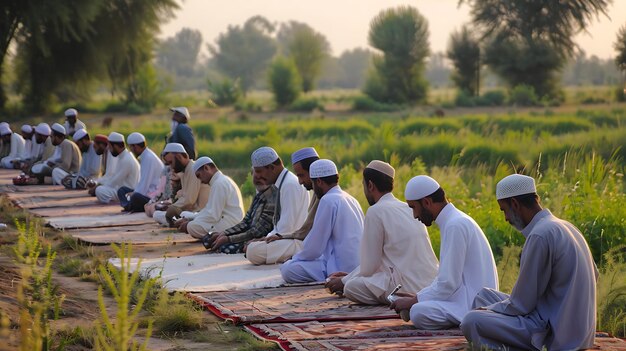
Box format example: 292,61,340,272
161,0,626,60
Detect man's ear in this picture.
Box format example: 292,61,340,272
510,197,521,211
366,180,376,192
421,197,433,209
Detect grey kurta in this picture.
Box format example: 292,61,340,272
461,209,598,350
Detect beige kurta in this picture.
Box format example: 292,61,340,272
172,159,210,211
55,139,82,173
342,193,439,305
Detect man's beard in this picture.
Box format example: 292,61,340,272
111,148,121,157
509,210,526,231
173,158,185,173
419,207,435,226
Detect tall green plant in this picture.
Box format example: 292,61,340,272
267,57,301,107
95,243,154,351
447,26,481,96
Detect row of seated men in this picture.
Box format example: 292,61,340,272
1,113,597,351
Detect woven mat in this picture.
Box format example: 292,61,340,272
286,336,467,351
30,204,122,217
191,285,399,325
70,224,197,245
109,253,283,292
46,212,156,229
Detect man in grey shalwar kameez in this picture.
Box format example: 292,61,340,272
461,174,598,351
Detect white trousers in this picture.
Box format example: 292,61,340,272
409,300,460,330
95,185,119,204
1,156,17,168
51,168,69,185
153,210,168,225
31,163,52,176
343,270,397,305
246,239,303,265
280,258,326,284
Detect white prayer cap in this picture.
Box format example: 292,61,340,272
21,125,33,133
309,159,338,178
405,175,441,201
251,147,279,168
51,123,66,136
192,156,215,173
127,132,145,145
0,122,7,128
73,128,89,141
0,125,11,136
35,123,51,136
496,174,537,200
64,108,78,117
366,160,395,178
107,132,124,143
291,147,319,165
162,142,187,155
170,106,190,120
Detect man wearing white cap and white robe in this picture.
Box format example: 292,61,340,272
281,159,365,284
94,132,140,203
57,129,103,189
152,143,209,226
20,123,54,171
247,147,320,265
246,146,310,265
0,125,25,168
168,107,195,159
326,161,439,305
63,108,86,138
0,122,8,158
461,174,598,351
32,123,81,184
2,125,33,169
390,175,498,330
117,132,164,212
176,156,244,239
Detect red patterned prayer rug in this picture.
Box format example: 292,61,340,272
190,285,399,324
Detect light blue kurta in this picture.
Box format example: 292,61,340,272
280,185,364,283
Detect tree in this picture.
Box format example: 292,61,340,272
277,22,330,92
365,6,430,104
209,16,277,94
267,57,301,107
462,0,611,98
13,0,178,113
157,28,203,77
337,48,371,89
616,25,626,73
447,26,481,96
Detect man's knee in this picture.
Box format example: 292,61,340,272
410,303,457,330
460,310,483,338
280,261,300,283
187,221,207,239
246,242,268,265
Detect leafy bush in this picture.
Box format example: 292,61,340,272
352,95,401,112
289,97,324,112
615,86,626,102
192,123,217,140
508,85,539,106
454,90,476,107
234,99,263,112
207,77,242,106
478,90,506,106
268,57,301,107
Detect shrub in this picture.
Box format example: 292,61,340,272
508,85,539,106
207,77,242,106
478,90,506,106
192,123,217,140
234,99,263,112
615,86,626,102
454,90,476,107
289,97,324,112
267,57,301,107
352,95,401,112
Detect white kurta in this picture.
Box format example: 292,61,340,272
78,143,102,178
342,193,439,304
461,210,598,350
96,149,140,203
411,203,498,329
266,168,309,237
280,185,364,283
186,171,244,238
133,148,164,196
0,133,26,168
64,120,87,137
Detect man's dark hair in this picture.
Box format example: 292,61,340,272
422,187,446,203
297,156,319,172
52,131,65,139
363,168,393,193
504,193,539,209
133,141,146,148
316,174,339,185
109,142,125,149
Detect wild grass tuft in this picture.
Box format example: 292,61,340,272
152,291,203,335
597,246,626,337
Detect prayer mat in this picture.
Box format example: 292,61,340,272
71,225,197,245
4,188,82,200
191,285,399,325
109,253,283,292
14,196,100,210
46,212,155,229
285,336,467,351
6,184,66,193
29,204,121,218
245,320,463,345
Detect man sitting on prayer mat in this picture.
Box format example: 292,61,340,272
63,108,87,138
117,132,164,213
94,132,140,203
202,170,276,253
0,124,25,168
246,147,319,265
461,174,598,350
144,151,176,217
175,156,244,238
325,161,439,305
31,123,81,184
86,135,116,195
281,159,364,284
19,123,54,172
390,175,498,330
152,143,209,226
55,129,102,188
